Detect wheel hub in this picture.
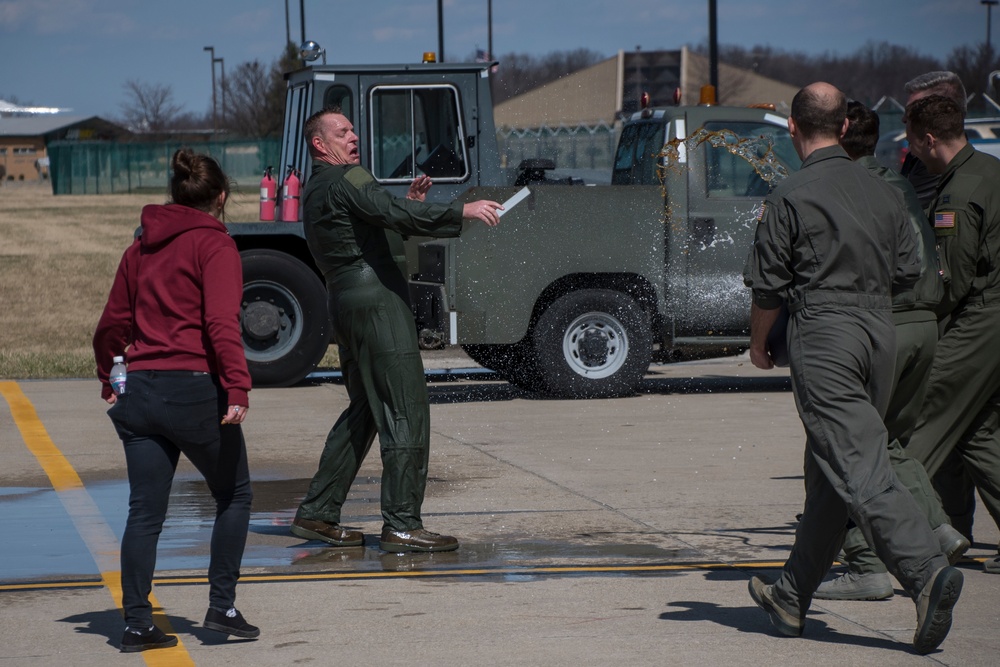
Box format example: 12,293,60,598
243,301,282,340
577,328,611,366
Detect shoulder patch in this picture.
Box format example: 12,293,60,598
934,211,955,229
344,166,374,189
756,202,767,222
934,210,958,236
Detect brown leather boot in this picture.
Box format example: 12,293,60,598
379,528,459,552
290,517,364,546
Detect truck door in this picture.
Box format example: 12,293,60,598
679,112,798,337
359,76,476,203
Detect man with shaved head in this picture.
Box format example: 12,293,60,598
743,82,962,654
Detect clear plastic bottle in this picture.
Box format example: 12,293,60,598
110,356,127,395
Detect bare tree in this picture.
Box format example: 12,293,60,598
119,80,183,132
220,43,301,138
221,60,283,138
489,48,606,104
697,41,941,106
946,43,999,114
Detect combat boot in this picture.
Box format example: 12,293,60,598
934,524,970,565
913,566,963,654
748,576,803,637
983,555,1000,574
814,571,893,601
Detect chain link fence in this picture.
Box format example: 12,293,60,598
496,123,620,183
47,139,280,195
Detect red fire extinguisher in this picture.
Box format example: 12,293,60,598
259,166,276,221
279,166,300,222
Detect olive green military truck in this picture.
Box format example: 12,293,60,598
229,60,801,397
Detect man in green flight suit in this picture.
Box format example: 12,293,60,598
900,71,978,553
814,101,969,602
902,95,1000,575
743,82,962,655
290,106,503,552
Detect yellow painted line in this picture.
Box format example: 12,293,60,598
4,554,994,594
0,381,195,666
2,559,791,592
0,381,84,492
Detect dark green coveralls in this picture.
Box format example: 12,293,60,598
744,145,947,614
296,162,463,531
838,156,950,575
904,144,1000,539
902,152,978,540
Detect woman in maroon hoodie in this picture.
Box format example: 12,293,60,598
94,149,258,652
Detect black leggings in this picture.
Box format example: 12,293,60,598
108,370,252,627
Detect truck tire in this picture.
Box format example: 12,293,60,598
240,249,331,387
462,343,543,392
462,344,519,373
532,289,652,398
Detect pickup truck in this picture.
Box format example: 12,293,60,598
229,59,801,397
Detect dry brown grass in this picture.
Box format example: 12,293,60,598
0,182,337,379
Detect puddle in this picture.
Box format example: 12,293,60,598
1,477,701,583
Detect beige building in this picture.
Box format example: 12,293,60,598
494,47,799,131
0,116,124,182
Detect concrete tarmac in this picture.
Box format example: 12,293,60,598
1,352,997,666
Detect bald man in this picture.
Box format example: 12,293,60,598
743,82,961,655
290,106,503,554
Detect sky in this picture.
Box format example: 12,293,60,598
0,0,988,119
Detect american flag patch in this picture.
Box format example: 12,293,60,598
756,203,767,222
935,211,956,228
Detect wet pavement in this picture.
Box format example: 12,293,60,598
1,351,998,666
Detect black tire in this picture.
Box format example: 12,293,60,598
463,342,543,392
532,289,652,398
462,343,519,373
240,249,331,387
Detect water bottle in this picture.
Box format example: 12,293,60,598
110,356,127,395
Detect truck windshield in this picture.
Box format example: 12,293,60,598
702,121,800,197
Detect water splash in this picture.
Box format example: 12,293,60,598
659,128,790,186
657,128,790,228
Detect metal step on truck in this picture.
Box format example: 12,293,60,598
229,54,801,397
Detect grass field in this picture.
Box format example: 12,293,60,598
0,182,336,380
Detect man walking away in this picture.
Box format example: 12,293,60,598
743,82,962,655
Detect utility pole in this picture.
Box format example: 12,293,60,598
218,57,226,128
203,46,217,133
984,1,998,67
284,0,291,47
488,0,493,61
299,0,306,45
708,0,719,96
437,0,445,62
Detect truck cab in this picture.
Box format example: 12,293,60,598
232,59,800,397
229,61,501,386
